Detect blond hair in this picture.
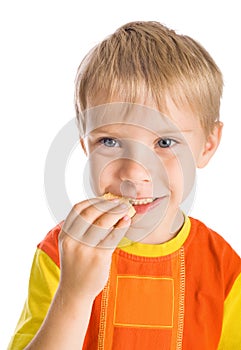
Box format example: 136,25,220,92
75,21,223,135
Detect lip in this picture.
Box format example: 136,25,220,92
132,197,166,214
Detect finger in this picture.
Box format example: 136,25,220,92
70,203,130,245
91,202,131,229
97,215,131,249
62,197,102,232
62,197,120,234
75,225,113,246
63,199,125,241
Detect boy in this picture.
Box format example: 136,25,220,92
8,21,241,349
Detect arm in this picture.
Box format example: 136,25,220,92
25,197,131,349
217,272,241,349
24,286,94,350
7,248,60,350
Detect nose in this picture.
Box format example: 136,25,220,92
119,158,151,183
119,140,159,183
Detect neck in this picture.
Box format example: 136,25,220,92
139,208,185,244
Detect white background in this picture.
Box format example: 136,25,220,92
1,0,240,348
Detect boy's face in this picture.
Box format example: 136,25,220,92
81,97,222,240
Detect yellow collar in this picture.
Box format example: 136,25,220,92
118,216,191,257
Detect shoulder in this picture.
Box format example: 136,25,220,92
187,216,241,296
188,216,240,256
37,221,64,267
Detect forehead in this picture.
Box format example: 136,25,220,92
83,102,201,137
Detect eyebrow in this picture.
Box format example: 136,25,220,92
88,128,194,136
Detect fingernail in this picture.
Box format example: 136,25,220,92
120,203,129,209
123,215,131,221
109,198,120,203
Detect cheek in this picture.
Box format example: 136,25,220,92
99,163,118,186
87,155,120,195
163,149,196,202
165,159,183,190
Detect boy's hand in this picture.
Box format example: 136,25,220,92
58,198,131,302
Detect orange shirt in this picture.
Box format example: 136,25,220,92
8,217,241,349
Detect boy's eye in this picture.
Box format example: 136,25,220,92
158,138,177,148
100,137,120,147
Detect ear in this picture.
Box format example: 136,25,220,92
197,122,223,168
80,138,88,156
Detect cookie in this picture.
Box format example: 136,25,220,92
102,192,136,218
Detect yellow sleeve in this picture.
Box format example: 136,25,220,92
217,272,241,349
7,249,60,350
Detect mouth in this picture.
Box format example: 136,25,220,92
128,197,156,205
128,197,165,214
102,192,167,215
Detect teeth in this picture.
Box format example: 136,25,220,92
128,198,155,205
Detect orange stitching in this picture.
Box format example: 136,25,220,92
176,247,185,350
98,277,110,350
